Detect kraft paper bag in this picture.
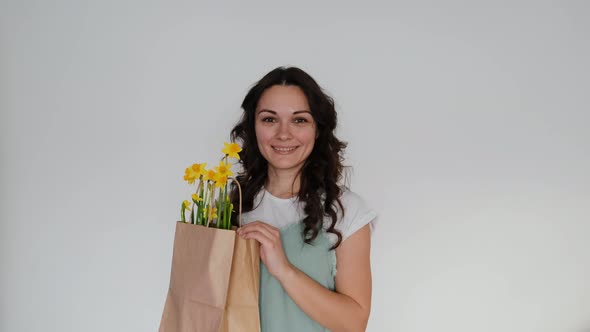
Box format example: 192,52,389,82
159,221,260,332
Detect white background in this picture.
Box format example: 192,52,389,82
1,1,589,331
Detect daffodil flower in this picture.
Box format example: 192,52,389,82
222,142,242,160
180,200,192,222
205,207,218,219
215,175,228,188
191,162,207,177
191,194,203,203
203,169,218,182
184,167,198,184
214,161,233,178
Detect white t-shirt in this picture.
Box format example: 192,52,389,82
241,188,377,245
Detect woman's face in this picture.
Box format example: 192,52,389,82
255,85,317,175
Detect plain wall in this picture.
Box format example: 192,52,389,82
1,1,589,331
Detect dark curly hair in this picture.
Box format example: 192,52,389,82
230,66,348,249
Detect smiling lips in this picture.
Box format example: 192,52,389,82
272,146,299,154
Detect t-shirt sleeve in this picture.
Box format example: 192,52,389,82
334,190,378,242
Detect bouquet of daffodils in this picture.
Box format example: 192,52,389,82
180,142,242,229
160,141,261,332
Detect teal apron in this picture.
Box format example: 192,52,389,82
259,222,336,332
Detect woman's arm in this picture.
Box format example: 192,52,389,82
238,222,372,332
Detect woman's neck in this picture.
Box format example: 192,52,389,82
265,167,301,199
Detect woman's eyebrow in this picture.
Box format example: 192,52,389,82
293,110,311,115
257,109,276,115
257,109,311,115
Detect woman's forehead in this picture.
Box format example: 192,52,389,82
257,85,310,112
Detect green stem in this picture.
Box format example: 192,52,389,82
223,155,229,229
204,181,211,225
224,183,230,229
206,183,215,227
217,186,222,228
223,184,229,228
196,178,204,225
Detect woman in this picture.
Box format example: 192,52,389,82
231,66,377,332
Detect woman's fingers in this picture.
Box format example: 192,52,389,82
239,221,280,240
240,220,274,232
238,221,291,279
239,221,284,252
241,229,274,247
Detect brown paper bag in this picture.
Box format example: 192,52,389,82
159,221,261,332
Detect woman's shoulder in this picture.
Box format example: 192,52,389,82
329,188,378,241
338,188,368,207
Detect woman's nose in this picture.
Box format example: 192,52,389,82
277,122,292,140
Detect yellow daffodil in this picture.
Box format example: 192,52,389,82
182,200,191,211
215,175,228,188
203,169,218,182
183,167,198,184
206,207,218,219
222,142,242,160
184,163,207,184
191,162,207,177
191,194,203,203
214,161,233,178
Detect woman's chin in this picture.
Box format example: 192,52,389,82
267,160,305,173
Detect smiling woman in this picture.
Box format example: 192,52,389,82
229,67,377,332
255,85,317,186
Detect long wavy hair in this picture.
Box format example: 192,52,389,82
230,66,347,249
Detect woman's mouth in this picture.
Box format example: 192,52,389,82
272,146,299,154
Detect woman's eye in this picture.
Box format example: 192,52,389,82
262,117,276,123
294,118,308,124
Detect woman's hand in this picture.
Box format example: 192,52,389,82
237,221,293,281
